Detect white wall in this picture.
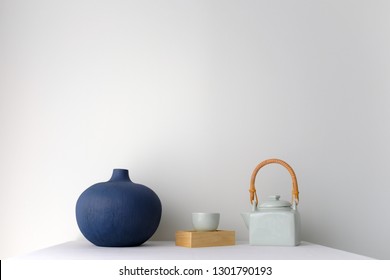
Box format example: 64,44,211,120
1,0,390,259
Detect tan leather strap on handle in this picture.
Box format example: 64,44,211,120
249,158,299,206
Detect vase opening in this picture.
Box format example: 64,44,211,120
109,169,131,182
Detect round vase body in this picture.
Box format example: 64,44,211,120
76,169,162,247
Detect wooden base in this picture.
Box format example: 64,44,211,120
175,230,235,248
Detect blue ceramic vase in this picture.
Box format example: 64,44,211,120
76,169,162,247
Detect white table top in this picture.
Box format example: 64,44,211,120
17,240,372,260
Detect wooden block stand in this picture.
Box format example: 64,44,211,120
175,230,235,248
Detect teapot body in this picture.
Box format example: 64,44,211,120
249,207,300,246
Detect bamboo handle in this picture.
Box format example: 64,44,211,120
249,158,299,206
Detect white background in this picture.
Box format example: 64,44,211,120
1,0,389,259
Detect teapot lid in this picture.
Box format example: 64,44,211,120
259,195,291,208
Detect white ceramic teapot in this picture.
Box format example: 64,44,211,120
241,159,301,246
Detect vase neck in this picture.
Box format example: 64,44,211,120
109,169,131,182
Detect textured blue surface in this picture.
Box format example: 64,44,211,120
76,169,162,247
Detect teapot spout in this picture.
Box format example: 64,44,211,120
241,212,250,229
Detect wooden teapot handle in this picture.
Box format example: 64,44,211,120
249,158,299,206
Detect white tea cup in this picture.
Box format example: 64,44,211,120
192,213,220,231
